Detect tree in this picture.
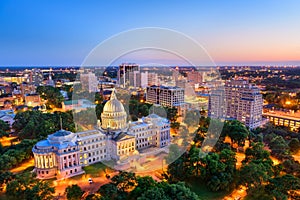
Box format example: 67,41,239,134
95,92,103,104
239,162,270,192
0,171,14,191
0,143,3,154
127,100,150,120
199,152,235,192
223,120,249,147
289,138,300,154
25,181,55,200
110,171,137,192
138,182,199,200
138,104,149,117
266,174,300,200
269,135,289,155
183,110,200,127
219,149,236,175
98,183,118,199
65,184,84,200
130,176,157,199
13,111,75,140
138,187,168,200
171,122,180,130
37,86,64,108
188,146,202,177
96,103,104,120
166,107,178,122
243,142,272,164
6,172,55,200
85,194,101,200
0,119,10,138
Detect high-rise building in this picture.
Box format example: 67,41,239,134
146,85,184,107
140,72,148,88
224,79,263,129
32,69,44,86
23,68,43,86
208,87,226,119
187,71,203,87
117,63,139,88
146,72,158,86
80,72,98,92
128,71,141,88
127,71,159,88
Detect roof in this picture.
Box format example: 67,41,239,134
103,89,125,113
147,113,161,118
64,100,78,105
113,132,134,142
53,129,72,137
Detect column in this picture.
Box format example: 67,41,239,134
38,155,42,168
45,155,49,168
36,155,40,168
67,156,69,168
44,155,48,168
61,157,64,170
75,153,79,166
40,155,44,168
34,155,37,168
49,155,52,168
51,155,54,168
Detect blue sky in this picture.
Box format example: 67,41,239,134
0,0,300,66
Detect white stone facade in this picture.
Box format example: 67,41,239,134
33,89,170,179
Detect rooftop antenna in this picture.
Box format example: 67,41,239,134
60,115,63,130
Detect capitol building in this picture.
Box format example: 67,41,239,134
32,90,171,179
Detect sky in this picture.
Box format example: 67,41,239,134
0,0,300,66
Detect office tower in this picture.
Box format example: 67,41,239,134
187,71,203,87
147,72,158,86
146,85,184,107
208,87,226,119
32,69,44,86
80,72,98,92
128,71,141,88
127,70,159,88
117,63,139,88
225,79,263,129
140,72,148,88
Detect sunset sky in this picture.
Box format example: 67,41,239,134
0,0,300,66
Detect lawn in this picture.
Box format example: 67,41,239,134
82,162,113,177
187,178,231,200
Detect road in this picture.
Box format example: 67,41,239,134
224,186,247,200
293,151,300,163
10,158,34,174
53,172,119,199
0,136,19,147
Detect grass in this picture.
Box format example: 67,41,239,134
23,166,35,173
187,178,231,200
83,162,112,177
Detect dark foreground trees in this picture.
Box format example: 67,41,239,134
65,184,84,200
5,172,55,200
95,172,200,200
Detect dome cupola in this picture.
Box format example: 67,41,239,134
101,89,127,130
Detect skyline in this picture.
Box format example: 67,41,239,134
0,0,300,66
